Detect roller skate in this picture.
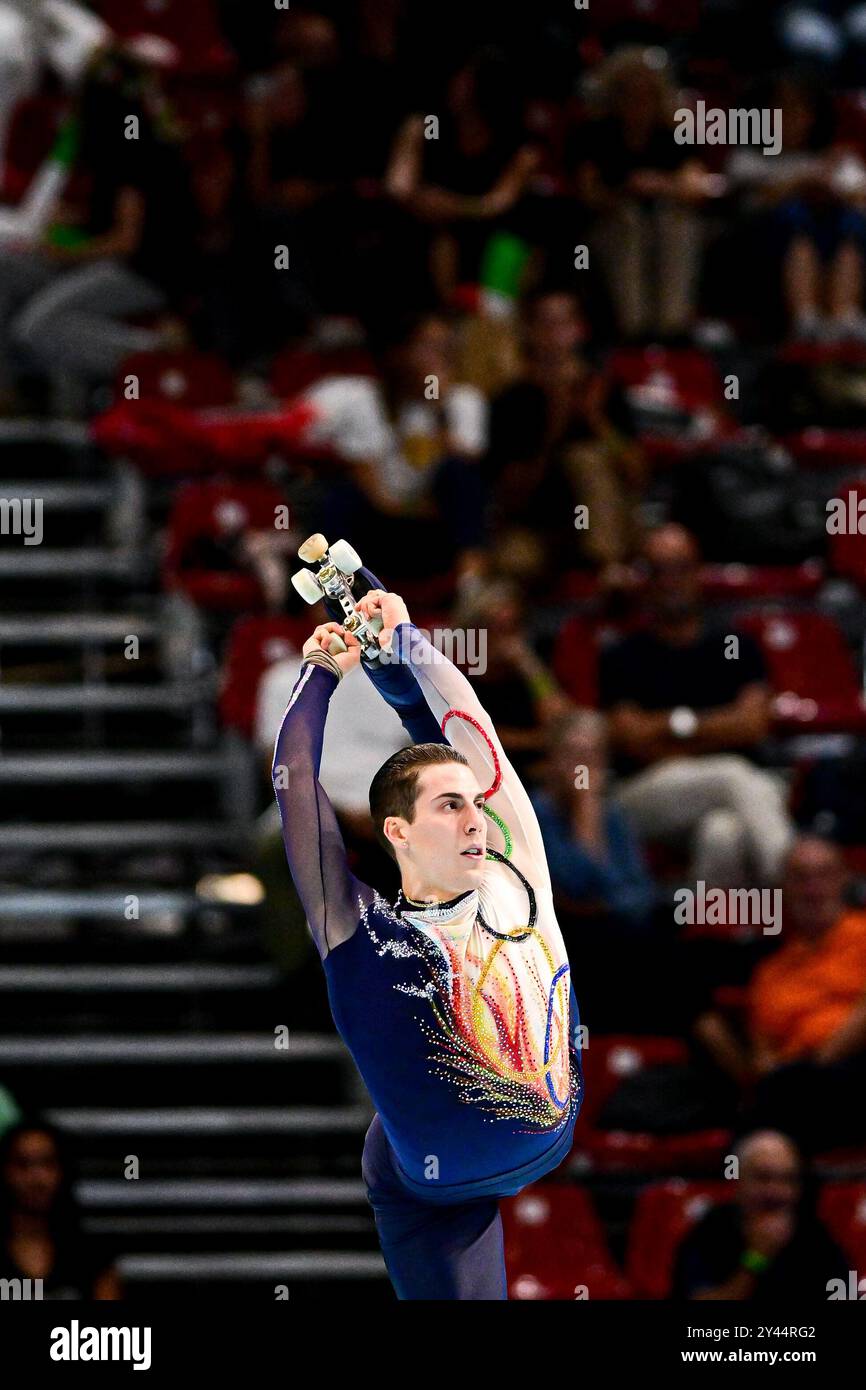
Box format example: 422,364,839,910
291,534,387,659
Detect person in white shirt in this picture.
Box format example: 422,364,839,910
299,313,489,596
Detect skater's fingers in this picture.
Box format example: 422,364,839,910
355,589,384,618
302,622,347,657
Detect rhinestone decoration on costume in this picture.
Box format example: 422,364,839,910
358,841,580,1132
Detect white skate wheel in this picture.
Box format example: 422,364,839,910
329,539,362,574
298,532,329,563
291,568,323,605
368,614,384,635
326,633,347,655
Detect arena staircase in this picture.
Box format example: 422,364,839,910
0,423,389,1300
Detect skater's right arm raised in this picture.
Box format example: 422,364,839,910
271,624,373,959
355,592,554,899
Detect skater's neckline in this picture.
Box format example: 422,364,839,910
394,888,477,924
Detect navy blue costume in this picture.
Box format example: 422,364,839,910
272,586,583,1299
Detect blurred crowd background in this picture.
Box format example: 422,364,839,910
3,0,866,1301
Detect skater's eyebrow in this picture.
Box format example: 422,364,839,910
433,792,486,803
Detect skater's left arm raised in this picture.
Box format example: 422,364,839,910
355,590,554,898
271,623,373,959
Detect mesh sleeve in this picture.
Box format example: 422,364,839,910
271,662,372,959
360,650,448,746
389,623,554,900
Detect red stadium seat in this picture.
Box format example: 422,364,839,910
626,1179,730,1299
96,0,234,77
116,351,236,410
606,347,737,452
736,608,866,733
828,478,866,588
784,428,866,469
702,561,824,604
163,480,287,613
818,1183,866,1270
551,615,599,706
585,0,701,34
572,1036,731,1175
502,1183,631,1300
1,95,67,202
270,347,378,401
834,92,866,157
219,615,308,738
93,395,321,478
560,571,601,605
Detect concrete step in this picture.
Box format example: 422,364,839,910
0,751,226,782
0,823,237,851
0,548,138,578
0,615,157,645
53,1106,368,1137
0,963,277,992
0,1033,345,1065
0,682,208,713
81,1178,367,1209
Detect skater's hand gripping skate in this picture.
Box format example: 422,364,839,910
303,622,362,676
353,590,410,654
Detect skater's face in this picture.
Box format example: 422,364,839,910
387,761,488,899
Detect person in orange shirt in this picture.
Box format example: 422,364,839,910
696,836,866,1154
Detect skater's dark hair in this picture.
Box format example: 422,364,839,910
369,743,469,858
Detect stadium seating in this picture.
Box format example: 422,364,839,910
271,348,378,401
818,1182,866,1269
219,614,309,738
736,608,866,733
117,351,237,410
95,0,234,76
572,1036,731,1175
828,478,866,589
606,346,738,461
0,94,66,203
502,1184,631,1300
163,479,287,612
626,1179,729,1299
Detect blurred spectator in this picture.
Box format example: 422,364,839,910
0,1085,21,1138
244,37,353,329
530,708,656,931
0,57,194,404
600,524,793,886
452,577,571,778
727,74,866,340
486,287,644,578
574,47,715,342
301,310,489,593
697,837,866,1153
385,47,539,304
672,1130,848,1299
0,0,108,159
0,1121,121,1298
776,1,866,80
